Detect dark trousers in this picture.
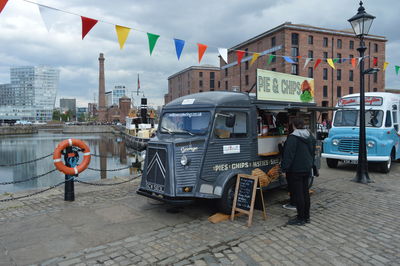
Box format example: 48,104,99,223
289,171,310,220
286,173,296,206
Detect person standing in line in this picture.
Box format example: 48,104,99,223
281,118,316,226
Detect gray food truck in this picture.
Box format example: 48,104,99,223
137,70,322,213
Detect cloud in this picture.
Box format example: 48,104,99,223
0,0,399,108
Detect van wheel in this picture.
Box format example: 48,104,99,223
380,150,394,173
217,177,237,214
326,158,338,168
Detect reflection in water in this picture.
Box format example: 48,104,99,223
0,131,143,193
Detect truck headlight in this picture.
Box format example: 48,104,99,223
332,139,339,146
367,141,375,148
180,155,190,166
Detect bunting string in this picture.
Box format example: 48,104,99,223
0,0,398,74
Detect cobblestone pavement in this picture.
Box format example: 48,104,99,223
1,161,400,265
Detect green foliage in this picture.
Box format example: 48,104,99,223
300,91,313,102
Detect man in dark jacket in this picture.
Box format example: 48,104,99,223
281,118,316,226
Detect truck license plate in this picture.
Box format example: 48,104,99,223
342,160,358,164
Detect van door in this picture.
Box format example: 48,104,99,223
201,109,255,183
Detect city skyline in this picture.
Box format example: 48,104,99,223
0,0,399,108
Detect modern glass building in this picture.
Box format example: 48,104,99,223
0,66,60,122
112,85,126,106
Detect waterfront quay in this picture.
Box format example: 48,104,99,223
0,160,399,265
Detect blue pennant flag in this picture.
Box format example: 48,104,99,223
174,38,185,60
283,56,295,63
342,58,347,63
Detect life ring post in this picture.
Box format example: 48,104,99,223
64,146,75,202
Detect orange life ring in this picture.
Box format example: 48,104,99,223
53,139,91,175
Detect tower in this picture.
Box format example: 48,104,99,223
98,53,107,122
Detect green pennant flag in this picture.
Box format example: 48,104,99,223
396,65,400,75
333,58,339,63
267,54,275,65
147,32,160,55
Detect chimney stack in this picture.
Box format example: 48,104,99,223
98,53,107,122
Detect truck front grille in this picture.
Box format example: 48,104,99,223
338,139,359,153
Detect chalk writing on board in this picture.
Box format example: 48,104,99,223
235,177,255,211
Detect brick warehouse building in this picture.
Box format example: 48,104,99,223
165,65,220,104
221,22,386,120
165,22,386,120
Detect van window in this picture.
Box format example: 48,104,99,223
214,111,247,139
392,105,398,131
385,111,392,127
160,112,211,135
334,110,383,127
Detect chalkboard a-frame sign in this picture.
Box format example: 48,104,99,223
230,174,259,227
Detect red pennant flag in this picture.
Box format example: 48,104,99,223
81,16,98,39
373,57,378,66
197,43,208,63
351,58,356,68
236,51,245,65
0,0,8,13
313,58,322,69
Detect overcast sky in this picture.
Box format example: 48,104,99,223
0,0,399,108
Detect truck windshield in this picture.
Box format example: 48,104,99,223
334,110,384,127
160,112,211,135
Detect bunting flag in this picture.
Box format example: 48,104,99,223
303,58,312,69
249,53,260,66
314,58,322,69
174,39,185,60
396,66,400,75
218,48,228,64
197,43,207,63
81,16,98,39
333,58,339,63
373,57,378,66
236,50,245,65
383,62,389,71
327,58,335,69
357,57,362,66
267,54,275,65
115,25,131,49
0,0,8,14
147,33,160,55
283,56,295,63
38,5,59,32
342,58,347,63
351,58,357,68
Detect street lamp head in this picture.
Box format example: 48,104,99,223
348,1,376,38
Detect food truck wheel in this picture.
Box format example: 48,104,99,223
326,158,338,168
380,150,394,173
217,177,236,214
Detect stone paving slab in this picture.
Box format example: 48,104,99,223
1,162,400,265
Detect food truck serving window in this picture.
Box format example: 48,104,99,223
160,112,211,135
334,110,384,127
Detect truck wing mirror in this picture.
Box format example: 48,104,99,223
225,114,236,128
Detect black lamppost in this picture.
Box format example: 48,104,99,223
348,1,376,183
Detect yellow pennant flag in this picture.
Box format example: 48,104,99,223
327,58,335,69
249,53,260,66
115,25,131,49
383,62,389,71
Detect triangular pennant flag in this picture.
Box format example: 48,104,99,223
373,57,378,66
236,51,245,65
0,0,8,14
174,39,185,60
333,58,339,63
147,33,160,55
351,58,357,68
81,16,98,39
283,56,295,63
218,48,228,64
327,58,336,69
297,56,302,59
383,62,389,71
115,25,131,49
357,57,362,67
396,66,400,75
197,43,207,63
38,5,59,32
314,58,322,69
342,58,347,63
267,54,275,65
303,58,312,69
250,53,260,66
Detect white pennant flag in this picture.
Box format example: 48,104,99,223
357,57,363,67
303,58,312,69
218,48,228,64
38,5,60,32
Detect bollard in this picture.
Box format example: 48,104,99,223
64,146,76,201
